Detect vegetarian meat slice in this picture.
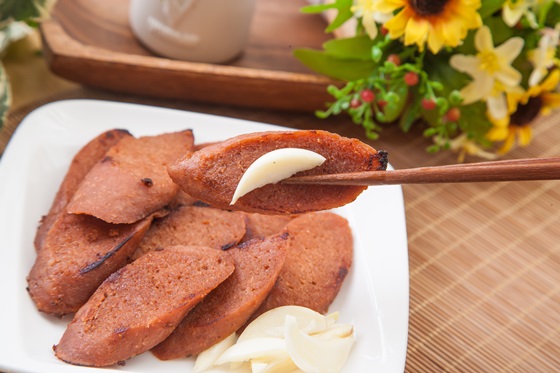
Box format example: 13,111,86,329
130,204,247,260
245,212,353,325
152,233,289,359
241,213,295,243
27,212,155,317
67,129,194,224
167,130,387,214
35,129,131,251
54,246,235,367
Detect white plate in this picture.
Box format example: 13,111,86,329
0,100,409,373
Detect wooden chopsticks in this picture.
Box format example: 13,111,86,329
283,157,560,186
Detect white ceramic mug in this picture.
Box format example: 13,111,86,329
129,0,256,63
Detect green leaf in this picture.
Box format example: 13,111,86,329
423,127,438,137
323,35,375,61
457,102,493,140
483,16,515,46
294,49,375,81
478,0,505,19
300,4,336,14
0,61,12,132
0,0,53,24
383,84,408,122
536,0,555,26
399,96,421,132
545,3,560,27
326,0,354,32
424,53,470,95
326,10,353,33
301,0,354,32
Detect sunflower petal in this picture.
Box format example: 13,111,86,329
498,131,516,154
383,7,410,38
542,92,560,113
486,126,509,141
540,69,560,91
517,126,532,147
506,91,524,113
427,26,445,54
463,11,482,29
372,0,405,13
436,18,461,48
404,17,429,49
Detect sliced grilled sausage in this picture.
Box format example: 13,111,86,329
168,130,387,214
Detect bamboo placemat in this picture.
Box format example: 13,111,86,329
1,88,559,372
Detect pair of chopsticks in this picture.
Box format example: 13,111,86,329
284,157,560,186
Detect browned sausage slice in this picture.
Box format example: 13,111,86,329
54,245,234,367
152,233,289,359
167,130,387,214
67,130,194,224
27,212,155,317
245,212,353,326
131,205,247,260
35,129,131,251
241,213,295,243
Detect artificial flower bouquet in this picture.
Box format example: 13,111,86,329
295,0,560,160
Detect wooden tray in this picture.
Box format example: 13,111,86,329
40,0,337,112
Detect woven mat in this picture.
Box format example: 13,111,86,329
2,87,559,372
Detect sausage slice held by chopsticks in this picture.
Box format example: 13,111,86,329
168,130,388,214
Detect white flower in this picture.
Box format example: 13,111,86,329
503,0,560,28
502,0,537,27
446,134,497,163
528,25,560,86
450,26,524,119
351,0,391,39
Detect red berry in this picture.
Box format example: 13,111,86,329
350,98,361,108
387,54,401,66
404,72,419,86
360,89,375,103
381,27,389,36
422,98,436,111
445,107,461,122
377,100,388,109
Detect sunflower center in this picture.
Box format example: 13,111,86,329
510,96,543,126
409,0,448,15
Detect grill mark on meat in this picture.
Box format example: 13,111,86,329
79,234,135,275
221,241,237,251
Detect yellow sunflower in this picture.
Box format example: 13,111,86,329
374,0,482,54
487,69,560,154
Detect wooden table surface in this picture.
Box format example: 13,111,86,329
1,21,559,373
